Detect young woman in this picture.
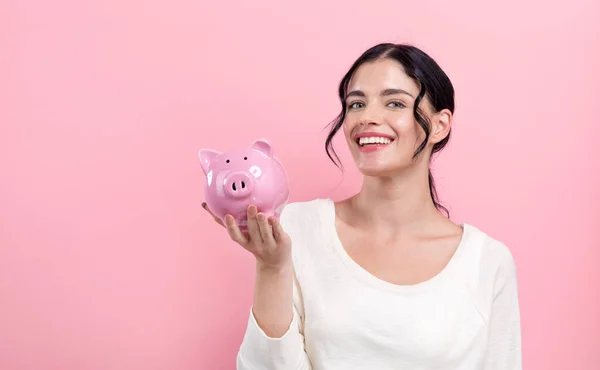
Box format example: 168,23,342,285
203,43,522,370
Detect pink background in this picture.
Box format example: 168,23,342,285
1,0,599,369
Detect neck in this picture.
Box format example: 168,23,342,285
350,164,443,233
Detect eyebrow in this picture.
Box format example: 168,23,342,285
345,88,414,99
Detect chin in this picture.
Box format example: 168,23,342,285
356,163,403,178
354,150,417,175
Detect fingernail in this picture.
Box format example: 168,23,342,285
257,213,265,221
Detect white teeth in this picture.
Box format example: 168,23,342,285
358,137,392,146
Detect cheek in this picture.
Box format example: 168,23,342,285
402,110,426,131
388,113,415,135
342,119,354,139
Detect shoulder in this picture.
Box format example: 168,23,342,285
460,224,520,308
278,198,334,277
461,224,518,275
279,198,331,232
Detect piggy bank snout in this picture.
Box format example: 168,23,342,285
223,171,255,198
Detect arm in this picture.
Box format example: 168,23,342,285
252,262,295,338
226,204,311,370
237,264,311,370
202,202,311,369
484,249,523,370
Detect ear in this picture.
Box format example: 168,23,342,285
198,149,221,174
430,109,452,144
249,138,273,158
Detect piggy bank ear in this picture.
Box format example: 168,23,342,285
198,149,221,174
250,138,273,158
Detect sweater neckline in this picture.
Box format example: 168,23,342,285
322,198,471,294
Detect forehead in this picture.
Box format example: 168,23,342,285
347,58,419,97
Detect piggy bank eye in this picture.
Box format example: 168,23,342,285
226,159,230,163
244,157,247,160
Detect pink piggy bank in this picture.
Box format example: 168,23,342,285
198,138,290,230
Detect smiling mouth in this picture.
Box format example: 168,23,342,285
356,136,394,147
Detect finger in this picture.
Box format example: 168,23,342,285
256,213,274,245
224,215,249,246
269,217,286,244
202,202,225,227
246,205,264,243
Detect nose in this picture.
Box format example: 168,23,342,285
358,105,383,126
224,171,254,198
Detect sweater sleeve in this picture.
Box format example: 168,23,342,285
236,271,312,370
484,247,523,370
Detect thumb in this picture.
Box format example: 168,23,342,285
202,202,225,227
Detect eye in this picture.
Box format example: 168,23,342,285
387,101,405,108
244,157,247,160
226,159,230,163
346,101,364,110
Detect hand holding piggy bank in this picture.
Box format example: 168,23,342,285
198,138,290,230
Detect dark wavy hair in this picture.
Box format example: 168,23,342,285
325,43,455,217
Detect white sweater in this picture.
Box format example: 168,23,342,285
236,199,522,370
